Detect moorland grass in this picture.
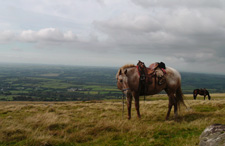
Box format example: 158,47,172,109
0,94,225,146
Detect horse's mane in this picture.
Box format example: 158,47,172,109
116,64,136,78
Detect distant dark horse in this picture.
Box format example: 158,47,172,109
193,89,211,100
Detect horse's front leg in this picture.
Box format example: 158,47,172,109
126,91,132,120
193,94,197,100
133,92,141,118
208,95,211,100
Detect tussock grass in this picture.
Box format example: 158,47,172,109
0,95,225,146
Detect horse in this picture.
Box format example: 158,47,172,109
116,63,186,120
193,89,211,100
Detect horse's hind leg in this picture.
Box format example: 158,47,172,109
166,91,178,120
174,97,178,118
166,96,173,120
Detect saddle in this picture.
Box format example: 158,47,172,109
137,60,166,95
148,62,159,75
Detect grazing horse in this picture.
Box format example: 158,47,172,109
116,64,186,120
193,89,211,100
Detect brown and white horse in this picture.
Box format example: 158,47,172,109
116,64,186,120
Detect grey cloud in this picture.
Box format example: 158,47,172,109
1,0,225,74
131,0,225,8
93,5,225,66
96,0,105,5
95,14,162,34
11,47,23,52
0,30,15,43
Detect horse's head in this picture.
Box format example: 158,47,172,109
116,69,129,92
193,89,198,100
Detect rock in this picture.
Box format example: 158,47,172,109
199,124,225,146
6,116,12,119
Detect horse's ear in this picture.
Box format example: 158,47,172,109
124,69,127,75
119,69,122,75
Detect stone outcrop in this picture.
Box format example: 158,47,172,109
199,124,225,146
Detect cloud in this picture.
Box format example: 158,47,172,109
1,28,78,44
11,47,23,52
0,0,225,74
19,28,77,43
96,0,105,6
131,0,225,8
94,13,162,35
0,30,15,43
93,4,225,66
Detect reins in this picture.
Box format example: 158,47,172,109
122,92,125,119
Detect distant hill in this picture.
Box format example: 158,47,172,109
0,63,224,101
181,72,225,93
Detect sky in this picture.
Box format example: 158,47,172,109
0,0,225,74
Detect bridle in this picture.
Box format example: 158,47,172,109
122,88,130,92
121,86,130,119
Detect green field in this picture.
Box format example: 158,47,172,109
0,63,225,101
0,64,121,101
0,94,224,146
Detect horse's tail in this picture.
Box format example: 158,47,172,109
176,86,187,109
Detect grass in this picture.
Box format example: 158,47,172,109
0,94,225,146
